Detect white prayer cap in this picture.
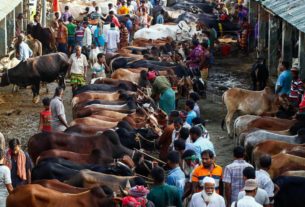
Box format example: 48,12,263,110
202,177,216,185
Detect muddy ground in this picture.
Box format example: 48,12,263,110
0,54,254,167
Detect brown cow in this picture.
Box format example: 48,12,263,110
28,130,135,163
281,170,305,178
252,140,305,164
91,77,138,88
222,87,283,137
269,153,305,178
7,184,115,207
72,91,136,107
111,69,140,83
70,117,118,128
66,169,142,194
65,124,107,136
33,179,89,194
74,107,128,119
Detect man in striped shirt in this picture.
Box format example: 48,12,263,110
289,66,303,108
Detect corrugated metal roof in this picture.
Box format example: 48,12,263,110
257,0,305,33
0,0,22,21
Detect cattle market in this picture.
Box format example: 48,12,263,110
0,0,304,206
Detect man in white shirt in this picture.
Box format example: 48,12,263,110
68,45,89,91
16,34,33,61
256,155,274,200
231,179,263,207
170,118,184,150
82,21,92,57
105,23,120,53
237,167,270,207
189,177,226,207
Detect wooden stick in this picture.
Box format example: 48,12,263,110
135,173,153,181
133,148,166,165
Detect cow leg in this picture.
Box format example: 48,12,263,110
225,111,235,138
32,82,40,104
58,74,66,90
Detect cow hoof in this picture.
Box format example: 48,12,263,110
33,96,40,104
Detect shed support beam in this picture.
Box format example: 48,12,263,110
257,5,268,58
299,32,305,80
268,14,279,75
281,21,293,63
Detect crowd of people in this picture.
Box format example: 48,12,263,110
3,0,297,206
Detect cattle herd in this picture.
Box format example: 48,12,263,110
0,0,305,206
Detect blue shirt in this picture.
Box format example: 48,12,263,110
94,29,105,47
156,14,164,24
19,42,33,61
166,167,185,198
276,70,292,95
125,19,133,32
186,110,197,125
186,137,216,160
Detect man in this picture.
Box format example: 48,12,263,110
127,0,135,14
66,17,76,55
147,71,175,115
61,6,73,23
82,21,92,57
68,45,89,91
191,150,222,194
16,34,33,61
231,179,263,207
105,23,120,53
16,13,23,36
119,23,129,48
186,126,215,159
118,1,130,15
125,15,133,42
156,10,165,24
147,167,182,207
170,117,184,150
166,151,185,198
180,111,191,129
50,87,68,132
109,11,120,28
108,3,117,14
289,66,303,108
6,139,32,187
237,167,270,207
189,177,226,207
185,100,197,125
56,19,68,53
187,39,203,77
192,117,210,140
90,6,102,20
275,61,292,96
223,146,253,206
158,110,180,161
256,155,274,201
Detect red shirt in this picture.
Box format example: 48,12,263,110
40,109,52,132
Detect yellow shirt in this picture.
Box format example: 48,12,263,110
118,6,130,15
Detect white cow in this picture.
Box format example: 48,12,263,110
134,21,198,42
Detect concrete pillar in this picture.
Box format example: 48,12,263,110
13,9,16,37
4,17,7,55
257,5,268,58
281,21,293,63
248,0,258,51
0,18,6,56
268,14,280,75
42,0,46,27
299,31,305,80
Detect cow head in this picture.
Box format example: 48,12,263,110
0,72,9,87
91,185,115,206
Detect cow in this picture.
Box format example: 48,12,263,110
252,140,305,164
66,169,146,194
32,157,133,181
242,129,305,162
33,179,89,194
7,184,115,207
222,87,284,137
27,130,136,163
90,77,138,89
111,69,142,84
0,53,69,103
70,117,118,128
281,170,305,178
71,91,136,108
273,176,305,207
65,124,107,136
269,153,305,178
73,83,137,96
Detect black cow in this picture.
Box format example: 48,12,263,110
32,157,132,182
0,53,69,103
274,176,305,207
73,83,137,96
251,58,269,91
116,121,159,151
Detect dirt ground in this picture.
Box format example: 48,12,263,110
0,54,254,167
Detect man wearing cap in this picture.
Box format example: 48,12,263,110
289,65,303,108
232,179,263,207
189,177,226,207
147,71,175,115
237,167,270,207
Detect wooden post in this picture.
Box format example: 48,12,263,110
299,31,305,80
268,14,280,75
257,5,268,58
0,18,6,56
42,0,46,27
248,0,258,52
281,21,293,63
